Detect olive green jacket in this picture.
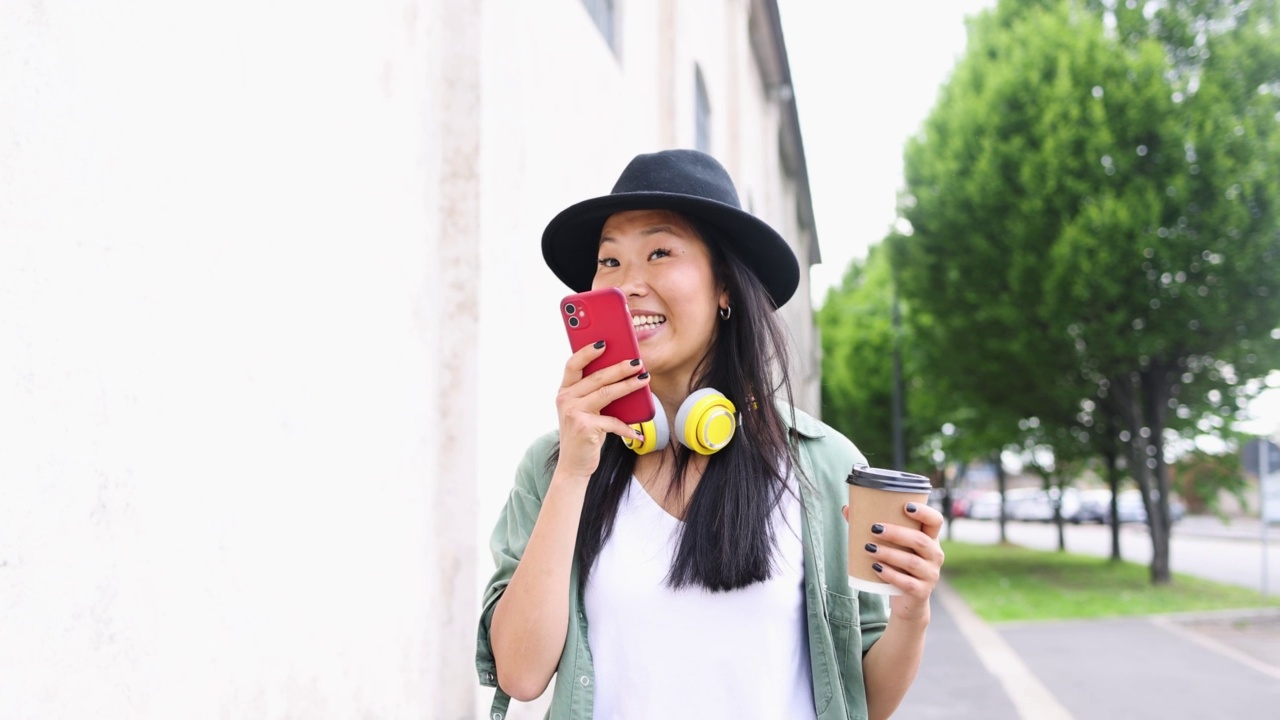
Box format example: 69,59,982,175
475,407,889,719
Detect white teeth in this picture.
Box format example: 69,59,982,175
632,314,666,329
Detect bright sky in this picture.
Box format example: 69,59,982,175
780,0,1280,439
780,0,998,307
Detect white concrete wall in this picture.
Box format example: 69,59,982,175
0,1,477,717
2,0,817,717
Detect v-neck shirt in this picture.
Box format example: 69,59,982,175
582,476,816,718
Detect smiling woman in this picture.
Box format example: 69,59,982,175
592,210,723,390
475,149,946,720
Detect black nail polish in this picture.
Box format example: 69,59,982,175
906,502,918,513
630,358,641,366
865,543,878,553
637,372,650,380
872,562,884,573
593,340,605,349
871,523,884,534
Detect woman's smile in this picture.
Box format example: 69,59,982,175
630,311,667,340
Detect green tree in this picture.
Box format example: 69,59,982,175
1171,443,1250,517
890,0,1280,583
817,245,924,469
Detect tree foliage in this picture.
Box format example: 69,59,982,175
1171,444,1251,517
817,246,921,469
887,0,1280,582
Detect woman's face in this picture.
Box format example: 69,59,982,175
592,209,727,389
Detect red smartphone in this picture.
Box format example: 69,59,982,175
560,288,655,425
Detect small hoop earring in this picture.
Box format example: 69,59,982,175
719,305,732,320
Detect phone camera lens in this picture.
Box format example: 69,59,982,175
568,316,580,328
564,303,577,316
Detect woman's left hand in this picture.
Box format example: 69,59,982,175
843,502,945,622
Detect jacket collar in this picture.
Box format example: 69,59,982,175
777,403,828,440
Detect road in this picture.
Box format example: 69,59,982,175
943,516,1280,594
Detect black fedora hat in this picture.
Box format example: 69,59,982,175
541,149,800,308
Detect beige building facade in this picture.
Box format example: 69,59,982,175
0,1,824,717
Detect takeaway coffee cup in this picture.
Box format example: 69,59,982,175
846,464,933,595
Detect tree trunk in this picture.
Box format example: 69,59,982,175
948,461,968,543
1104,447,1121,562
1113,366,1173,584
1040,471,1067,551
1142,366,1174,584
941,468,954,543
1054,480,1066,552
995,453,1008,544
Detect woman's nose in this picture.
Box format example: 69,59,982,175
616,264,648,297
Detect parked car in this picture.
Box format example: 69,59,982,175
1102,490,1187,524
1006,488,1055,521
1066,489,1112,524
928,489,975,518
964,491,1004,520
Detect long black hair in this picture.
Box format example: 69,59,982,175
562,219,800,592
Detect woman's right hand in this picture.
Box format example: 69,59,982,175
554,341,650,480
493,342,648,701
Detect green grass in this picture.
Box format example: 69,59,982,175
941,540,1280,623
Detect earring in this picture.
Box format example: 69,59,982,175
719,305,732,320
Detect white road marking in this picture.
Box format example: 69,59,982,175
934,582,1075,720
1149,614,1280,682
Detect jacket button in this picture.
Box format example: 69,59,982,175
580,675,591,686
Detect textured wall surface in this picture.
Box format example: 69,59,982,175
1,1,815,717
0,1,475,716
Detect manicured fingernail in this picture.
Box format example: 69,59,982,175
865,543,878,553
593,340,605,349
630,358,641,366
637,372,650,380
906,502,918,513
872,562,884,573
635,430,644,440
871,524,884,534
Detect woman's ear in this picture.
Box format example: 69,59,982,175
718,289,730,312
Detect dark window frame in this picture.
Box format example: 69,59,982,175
579,0,620,56
695,65,711,153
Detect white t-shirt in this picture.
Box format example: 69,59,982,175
583,476,816,719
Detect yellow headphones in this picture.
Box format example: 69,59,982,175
623,389,738,456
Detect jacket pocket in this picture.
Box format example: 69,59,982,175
826,588,867,718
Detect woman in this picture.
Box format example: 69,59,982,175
476,149,944,719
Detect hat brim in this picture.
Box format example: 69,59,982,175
541,192,800,309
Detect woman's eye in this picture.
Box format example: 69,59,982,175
649,248,671,260
597,258,619,268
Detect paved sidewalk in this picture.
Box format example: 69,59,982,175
897,584,1280,719
894,584,1021,720
1175,514,1280,542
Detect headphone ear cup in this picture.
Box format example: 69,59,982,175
623,394,669,455
623,418,660,454
675,388,737,455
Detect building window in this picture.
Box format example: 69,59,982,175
695,65,711,153
580,0,619,55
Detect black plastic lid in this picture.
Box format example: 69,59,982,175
846,464,932,493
